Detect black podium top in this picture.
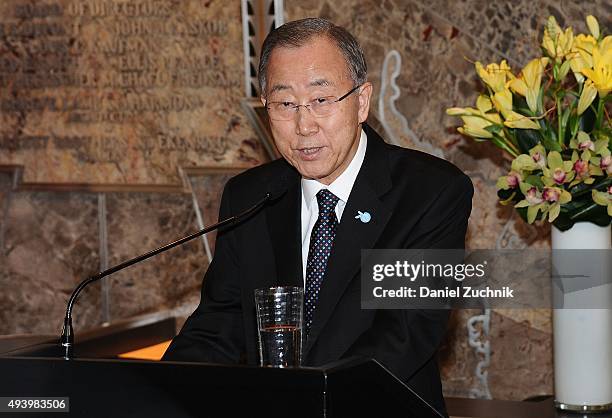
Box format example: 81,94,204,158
0,356,444,418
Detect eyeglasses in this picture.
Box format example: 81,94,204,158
264,85,362,121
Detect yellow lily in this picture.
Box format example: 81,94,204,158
447,95,502,125
458,115,495,139
475,60,512,93
504,112,541,130
447,97,503,139
476,94,493,113
542,16,574,60
577,80,598,115
601,36,612,55
586,15,600,39
509,58,549,113
491,89,513,118
569,34,596,83
581,45,612,97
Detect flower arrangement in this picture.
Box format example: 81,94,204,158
447,15,611,231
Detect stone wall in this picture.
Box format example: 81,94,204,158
1,0,608,402
0,1,262,336
0,0,265,186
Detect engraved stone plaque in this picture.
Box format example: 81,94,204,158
0,1,265,190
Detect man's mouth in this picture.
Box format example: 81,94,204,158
297,146,323,159
300,147,322,155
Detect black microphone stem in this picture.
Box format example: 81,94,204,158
61,192,273,360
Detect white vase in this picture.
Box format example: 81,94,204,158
552,222,612,412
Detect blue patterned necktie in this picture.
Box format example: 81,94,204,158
304,189,340,335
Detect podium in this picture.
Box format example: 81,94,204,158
0,355,444,417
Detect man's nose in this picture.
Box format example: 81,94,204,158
294,106,319,136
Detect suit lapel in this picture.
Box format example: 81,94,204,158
304,125,393,355
266,166,303,288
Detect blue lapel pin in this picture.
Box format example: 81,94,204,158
355,211,371,223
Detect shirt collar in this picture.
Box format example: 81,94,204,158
302,128,368,210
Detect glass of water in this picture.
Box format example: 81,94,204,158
254,286,303,368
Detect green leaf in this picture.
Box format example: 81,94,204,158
513,128,542,154
515,206,529,224
558,60,572,81
569,176,612,198
569,113,580,138
525,174,545,189
499,191,518,205
570,204,610,225
471,137,490,143
541,131,562,152
551,192,612,231
537,85,545,115
490,135,519,157
552,211,574,231
484,125,503,134
560,106,572,144
578,97,598,133
497,188,519,202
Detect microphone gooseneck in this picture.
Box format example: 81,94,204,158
60,189,282,360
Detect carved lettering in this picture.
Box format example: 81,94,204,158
0,0,248,187
67,1,173,18
14,3,63,19
21,39,85,55
0,135,50,151
156,134,229,158
112,18,227,37
0,96,96,112
97,37,156,56
0,21,66,38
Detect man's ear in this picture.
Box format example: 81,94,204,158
357,82,373,124
260,95,267,107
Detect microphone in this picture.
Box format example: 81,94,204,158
60,185,287,360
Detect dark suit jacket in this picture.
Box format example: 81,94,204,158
163,124,473,415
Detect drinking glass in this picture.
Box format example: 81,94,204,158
254,286,303,368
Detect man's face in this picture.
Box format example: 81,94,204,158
262,36,372,185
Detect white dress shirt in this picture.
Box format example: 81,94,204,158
300,129,368,284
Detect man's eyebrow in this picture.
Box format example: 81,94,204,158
309,79,334,87
268,84,292,95
267,79,335,95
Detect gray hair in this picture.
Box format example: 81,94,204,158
258,18,367,96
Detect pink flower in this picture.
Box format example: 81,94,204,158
573,160,589,177
601,155,611,174
578,140,595,151
531,152,546,168
543,187,560,202
507,171,521,188
553,168,567,184
526,187,544,205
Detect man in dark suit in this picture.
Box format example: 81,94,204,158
164,18,472,414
